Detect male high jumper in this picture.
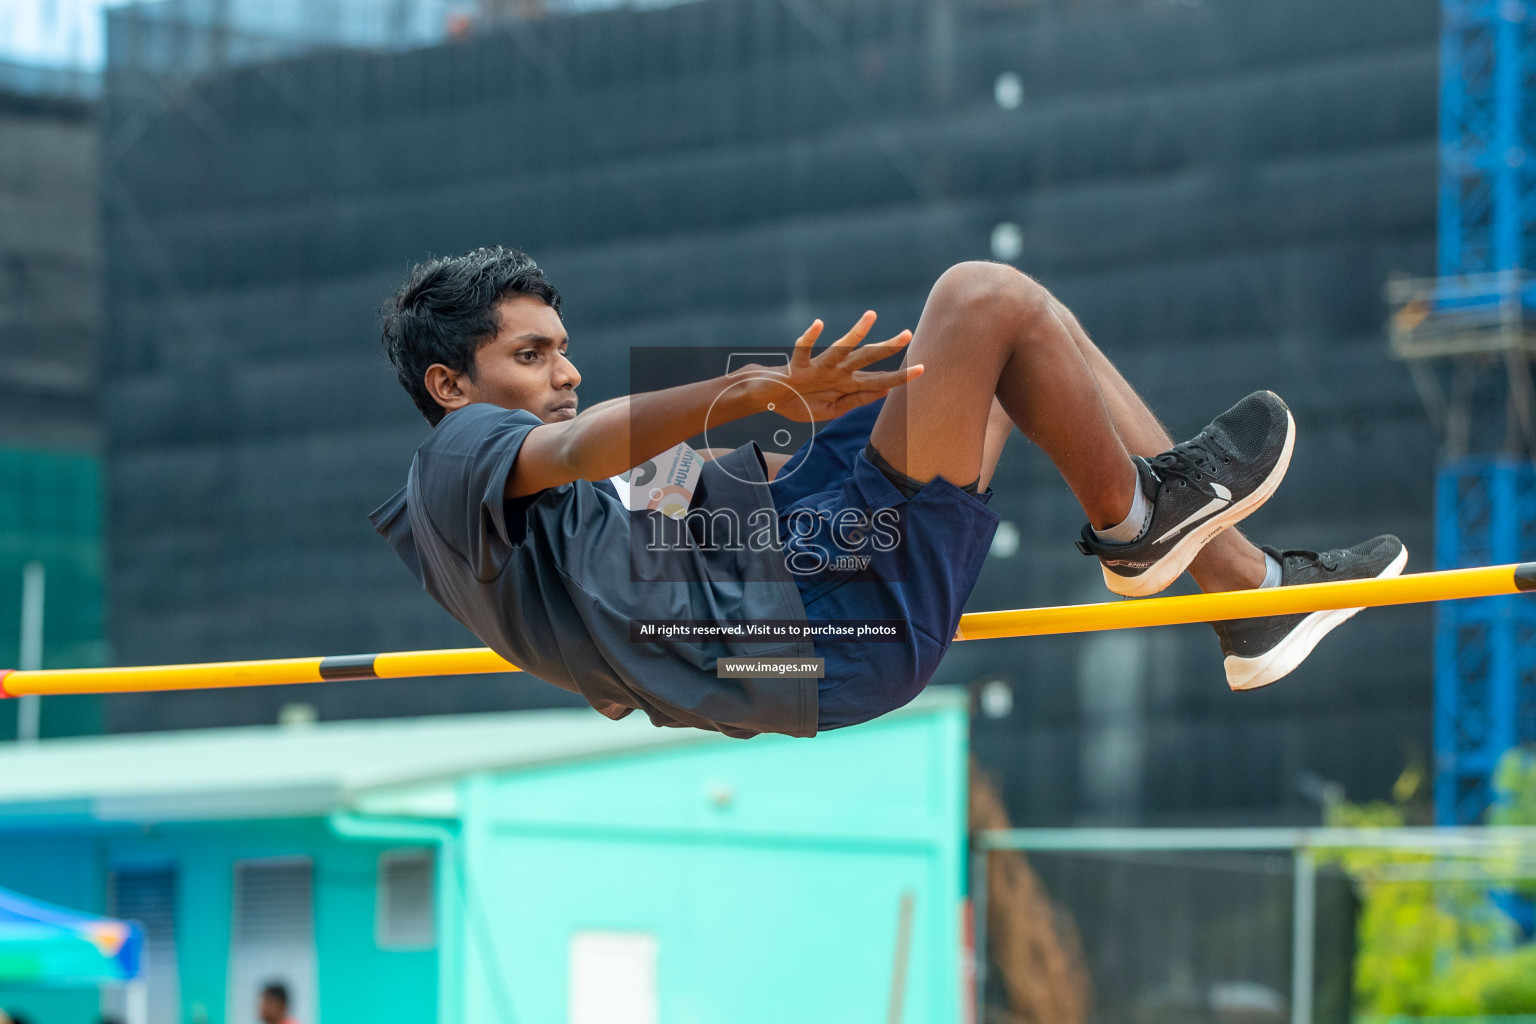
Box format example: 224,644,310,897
371,247,1405,738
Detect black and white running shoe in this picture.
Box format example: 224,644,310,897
1215,535,1408,690
1076,391,1296,597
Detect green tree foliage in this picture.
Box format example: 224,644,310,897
1328,748,1536,1015
1490,749,1536,828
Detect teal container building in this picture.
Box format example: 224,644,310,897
0,692,970,1024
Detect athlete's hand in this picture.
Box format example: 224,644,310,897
734,312,922,423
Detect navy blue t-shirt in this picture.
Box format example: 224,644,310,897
369,403,818,738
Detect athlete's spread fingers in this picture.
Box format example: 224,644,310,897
841,330,912,370
790,320,823,367
819,310,877,361
853,364,923,391
823,366,921,416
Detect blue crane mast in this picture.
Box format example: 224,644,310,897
1391,0,1536,824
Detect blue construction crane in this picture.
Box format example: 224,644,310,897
1390,0,1536,824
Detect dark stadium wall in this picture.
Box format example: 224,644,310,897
0,84,107,741
101,0,1439,825
0,87,98,447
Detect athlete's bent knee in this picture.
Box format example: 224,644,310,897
930,260,1053,333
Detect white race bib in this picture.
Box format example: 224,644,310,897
610,442,704,519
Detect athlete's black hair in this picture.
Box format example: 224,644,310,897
381,246,563,425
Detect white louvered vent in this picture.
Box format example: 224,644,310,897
229,858,318,1024
108,867,180,1024
235,860,314,945
377,849,435,949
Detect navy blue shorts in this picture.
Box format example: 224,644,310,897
767,400,1000,730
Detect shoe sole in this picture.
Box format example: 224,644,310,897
1225,542,1409,691
1102,404,1297,598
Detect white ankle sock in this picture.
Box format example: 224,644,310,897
1260,551,1282,588
1093,463,1151,545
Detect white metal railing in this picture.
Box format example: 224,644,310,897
972,826,1536,1024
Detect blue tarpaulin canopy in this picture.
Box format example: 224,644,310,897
0,886,142,985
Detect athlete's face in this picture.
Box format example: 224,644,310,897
428,295,581,423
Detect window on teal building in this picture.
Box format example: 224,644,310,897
376,850,435,951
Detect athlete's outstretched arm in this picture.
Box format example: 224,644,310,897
505,313,920,499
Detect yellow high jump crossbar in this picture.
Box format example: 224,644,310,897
2,562,1531,698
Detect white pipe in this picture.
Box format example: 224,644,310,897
1290,848,1316,1024
124,978,148,1024
17,561,43,744
978,825,1536,853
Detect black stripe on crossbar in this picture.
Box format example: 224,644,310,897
1517,563,1536,593
319,655,379,680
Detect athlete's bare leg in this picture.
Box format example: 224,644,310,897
1047,298,1266,593
869,261,1137,530
977,398,1013,493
